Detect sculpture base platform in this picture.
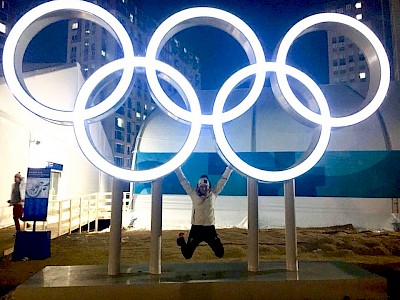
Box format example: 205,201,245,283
14,261,386,300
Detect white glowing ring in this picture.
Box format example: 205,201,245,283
73,57,202,182
146,7,266,125
2,0,135,123
213,62,331,182
275,13,390,127
3,3,390,183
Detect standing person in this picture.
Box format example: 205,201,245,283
175,166,233,259
8,172,25,233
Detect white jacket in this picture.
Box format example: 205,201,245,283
175,167,232,226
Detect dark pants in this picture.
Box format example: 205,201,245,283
178,225,224,259
13,204,23,231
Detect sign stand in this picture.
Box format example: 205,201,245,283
13,168,52,261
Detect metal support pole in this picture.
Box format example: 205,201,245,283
284,179,298,272
108,177,124,276
247,177,259,272
150,178,163,275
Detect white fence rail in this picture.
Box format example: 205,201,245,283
1,192,134,239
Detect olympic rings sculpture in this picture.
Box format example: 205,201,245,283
3,0,390,182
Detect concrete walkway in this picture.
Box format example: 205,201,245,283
0,225,17,257
14,261,387,300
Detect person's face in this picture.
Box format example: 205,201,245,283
14,176,21,183
198,185,208,195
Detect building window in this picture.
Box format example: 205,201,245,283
359,72,366,79
345,4,351,10
114,157,123,167
356,14,362,20
355,2,362,9
338,36,345,43
115,117,124,128
0,22,6,34
332,37,337,44
117,105,125,115
115,130,124,141
115,143,124,154
72,22,79,30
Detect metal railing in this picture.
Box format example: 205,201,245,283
1,191,135,239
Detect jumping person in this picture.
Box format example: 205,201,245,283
175,166,233,259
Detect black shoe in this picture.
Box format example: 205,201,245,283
177,233,185,246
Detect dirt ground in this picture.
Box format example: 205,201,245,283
1,224,400,299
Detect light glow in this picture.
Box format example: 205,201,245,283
3,3,390,183
274,13,390,128
73,57,202,182
213,62,331,182
2,0,135,123
146,7,265,125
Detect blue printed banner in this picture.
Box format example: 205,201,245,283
135,151,400,198
23,168,51,221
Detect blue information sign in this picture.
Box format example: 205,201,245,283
23,168,51,221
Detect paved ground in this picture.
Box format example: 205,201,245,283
1,224,400,299
0,227,16,257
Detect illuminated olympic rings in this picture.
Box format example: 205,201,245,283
3,0,390,182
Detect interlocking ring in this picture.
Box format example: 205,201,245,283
2,0,135,123
213,62,331,182
3,0,390,182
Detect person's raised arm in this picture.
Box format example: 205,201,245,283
175,167,193,195
214,166,233,195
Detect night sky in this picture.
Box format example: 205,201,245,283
20,0,330,89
